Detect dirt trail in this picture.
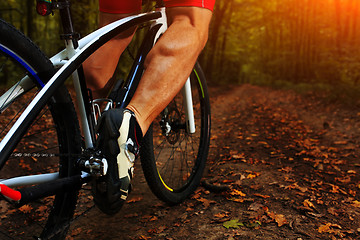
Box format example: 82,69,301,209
68,84,360,240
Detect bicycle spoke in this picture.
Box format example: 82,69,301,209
150,88,203,191
0,91,36,138
0,56,7,73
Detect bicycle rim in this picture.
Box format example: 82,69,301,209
141,63,211,204
0,20,82,239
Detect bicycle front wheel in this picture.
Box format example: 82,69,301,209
140,62,211,204
0,19,81,239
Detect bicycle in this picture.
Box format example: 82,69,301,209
0,0,211,239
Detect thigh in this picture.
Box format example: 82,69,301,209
99,0,142,14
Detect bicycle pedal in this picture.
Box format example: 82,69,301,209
78,155,108,177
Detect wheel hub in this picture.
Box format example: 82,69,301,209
159,106,184,144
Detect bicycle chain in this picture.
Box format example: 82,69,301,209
10,152,83,158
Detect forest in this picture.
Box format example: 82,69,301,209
1,1,360,239
1,0,360,97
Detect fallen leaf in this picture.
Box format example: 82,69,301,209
140,215,154,223
192,190,202,199
329,184,339,193
71,227,82,236
274,214,287,227
279,167,293,173
148,228,157,234
198,197,216,208
352,200,360,208
267,211,276,219
284,182,307,192
253,193,270,198
227,197,245,203
246,171,261,179
335,176,351,184
303,199,315,209
349,189,356,196
229,189,246,197
266,209,288,227
139,235,151,240
248,202,265,211
212,212,230,223
19,205,32,213
127,196,143,203
223,219,244,229
232,153,245,159
318,223,331,233
150,216,158,221
36,205,48,214
222,179,234,184
247,174,257,179
318,223,342,233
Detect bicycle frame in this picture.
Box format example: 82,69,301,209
0,6,197,196
0,11,160,168
52,10,168,148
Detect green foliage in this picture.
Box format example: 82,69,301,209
201,0,360,99
0,0,145,85
1,0,360,99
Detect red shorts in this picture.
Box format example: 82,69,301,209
99,0,215,14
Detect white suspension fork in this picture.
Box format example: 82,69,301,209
182,78,196,133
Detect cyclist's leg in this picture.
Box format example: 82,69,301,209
83,0,141,99
85,1,144,214
94,4,213,213
110,6,213,182
126,6,213,135
111,6,212,194
107,6,213,185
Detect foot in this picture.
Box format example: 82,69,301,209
92,108,143,215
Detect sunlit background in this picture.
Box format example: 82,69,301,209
1,0,360,101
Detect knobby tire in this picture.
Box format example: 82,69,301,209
0,19,81,239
